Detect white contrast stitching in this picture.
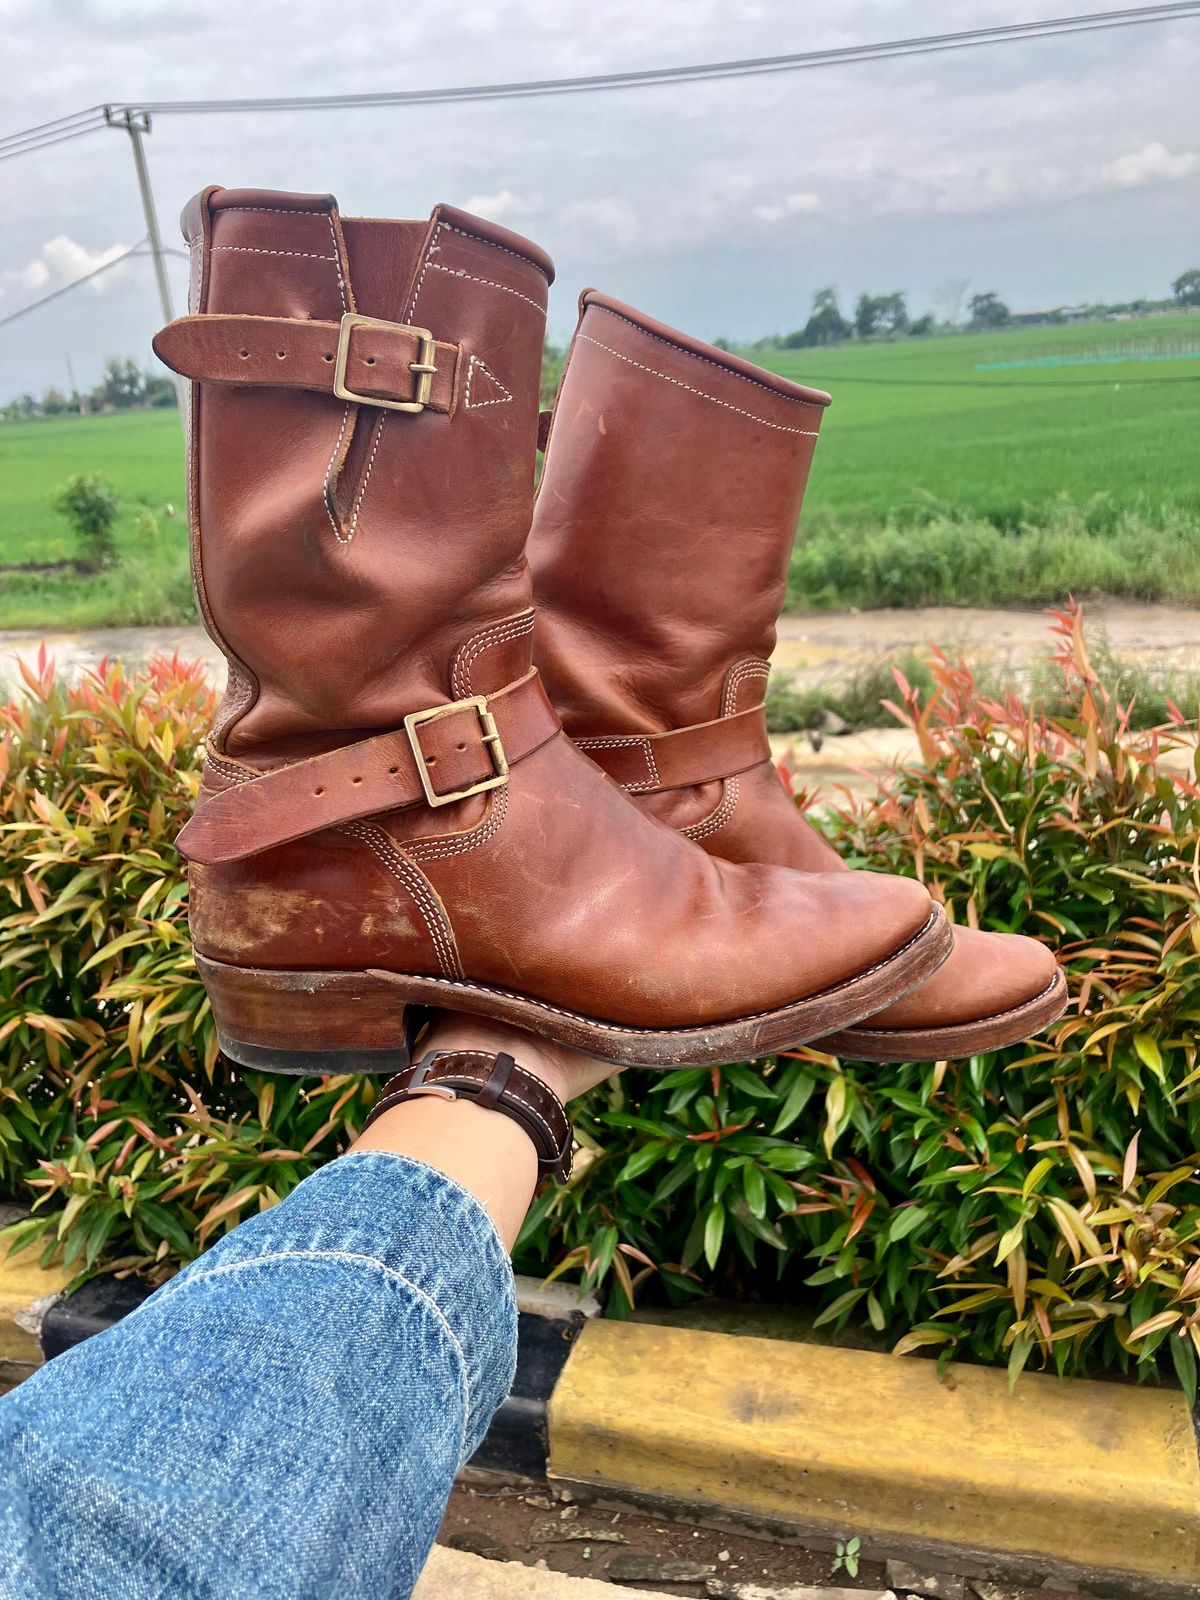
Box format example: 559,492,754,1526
430,262,544,316
344,822,462,978
406,221,444,321
723,660,771,717
203,748,256,785
444,223,551,281
211,245,338,261
323,404,353,543
576,334,821,437
326,213,348,315
834,971,1064,1040
451,615,535,698
682,775,740,842
591,304,826,414
219,206,331,215
464,354,513,410
405,785,509,863
346,413,387,542
575,734,660,792
380,908,943,1032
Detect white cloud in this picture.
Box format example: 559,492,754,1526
1101,141,1198,187
460,188,529,222
0,235,132,304
753,191,823,223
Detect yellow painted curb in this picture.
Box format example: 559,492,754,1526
0,1250,73,1373
548,1320,1200,1587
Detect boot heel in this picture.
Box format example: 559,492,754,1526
195,955,415,1076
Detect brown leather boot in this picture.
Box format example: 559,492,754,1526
154,189,953,1075
530,291,1066,1062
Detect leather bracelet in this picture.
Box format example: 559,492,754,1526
360,1049,573,1182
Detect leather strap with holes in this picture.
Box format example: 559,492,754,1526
361,1050,573,1181
576,704,770,794
177,670,561,865
154,315,462,413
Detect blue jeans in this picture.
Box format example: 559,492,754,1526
0,1153,517,1600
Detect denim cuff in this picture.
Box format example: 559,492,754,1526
167,1151,517,1462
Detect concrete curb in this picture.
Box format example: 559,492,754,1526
8,1255,1199,1595
548,1320,1200,1598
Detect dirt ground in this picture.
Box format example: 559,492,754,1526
6,601,1198,703
438,1477,1068,1597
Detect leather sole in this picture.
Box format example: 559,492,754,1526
816,967,1069,1063
196,903,952,1074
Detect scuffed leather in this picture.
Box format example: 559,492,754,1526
176,189,942,1036
530,292,1060,1033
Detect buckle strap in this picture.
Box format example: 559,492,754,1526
178,671,560,866
362,1051,573,1181
153,313,461,415
577,704,770,795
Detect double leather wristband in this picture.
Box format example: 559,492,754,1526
360,1049,573,1182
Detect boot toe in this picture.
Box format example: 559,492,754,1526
862,926,1059,1030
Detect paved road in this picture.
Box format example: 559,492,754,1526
5,601,1196,696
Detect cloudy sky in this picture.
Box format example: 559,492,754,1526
2,0,1198,400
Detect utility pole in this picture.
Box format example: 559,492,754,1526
105,106,187,417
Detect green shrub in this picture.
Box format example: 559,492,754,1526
51,473,120,573
2,612,1199,1392
790,500,1200,610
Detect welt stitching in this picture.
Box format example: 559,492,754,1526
444,223,552,282
451,615,534,697
575,734,659,791
211,245,337,261
841,972,1063,1039
400,906,941,1031
591,304,826,414
405,785,509,863
343,822,460,978
429,263,544,316
682,775,740,841
464,354,513,411
577,335,820,438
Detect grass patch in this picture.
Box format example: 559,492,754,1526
0,411,191,630
3,316,1200,627
789,500,1200,610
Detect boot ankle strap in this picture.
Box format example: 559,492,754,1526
361,1050,573,1181
177,671,561,865
576,703,770,794
154,312,462,416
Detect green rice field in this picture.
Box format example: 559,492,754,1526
1,312,1198,627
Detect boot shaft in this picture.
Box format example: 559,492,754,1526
530,291,829,737
158,187,553,759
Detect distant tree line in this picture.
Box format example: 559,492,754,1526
2,359,177,423
754,267,1200,352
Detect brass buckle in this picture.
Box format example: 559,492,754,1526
403,695,509,809
333,313,437,413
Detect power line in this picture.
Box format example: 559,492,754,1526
0,239,148,330
1,4,1197,156
121,5,1200,114
0,117,111,165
